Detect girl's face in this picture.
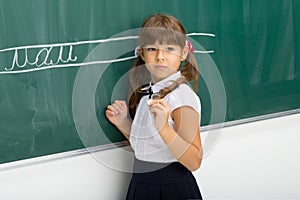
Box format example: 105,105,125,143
140,41,188,83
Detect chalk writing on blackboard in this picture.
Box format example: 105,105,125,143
0,33,215,75
7,45,77,71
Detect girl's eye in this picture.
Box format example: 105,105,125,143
146,47,156,51
166,47,175,52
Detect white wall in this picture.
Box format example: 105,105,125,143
0,113,299,200
0,146,133,200
196,113,300,200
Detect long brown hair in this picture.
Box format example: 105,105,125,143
129,13,199,118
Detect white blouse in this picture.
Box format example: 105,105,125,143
129,71,201,163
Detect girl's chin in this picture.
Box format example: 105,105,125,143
151,73,175,82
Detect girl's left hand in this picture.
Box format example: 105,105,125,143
148,99,170,132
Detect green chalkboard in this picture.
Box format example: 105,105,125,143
0,0,299,164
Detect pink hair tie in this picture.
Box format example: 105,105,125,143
186,40,194,54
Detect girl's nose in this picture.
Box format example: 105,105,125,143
156,48,166,61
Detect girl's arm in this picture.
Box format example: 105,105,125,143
106,100,132,140
149,100,203,171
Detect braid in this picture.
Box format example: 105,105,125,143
181,53,199,92
152,76,188,99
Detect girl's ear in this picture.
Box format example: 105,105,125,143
139,48,145,61
181,45,189,61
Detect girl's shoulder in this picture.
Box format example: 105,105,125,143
177,83,196,93
166,83,201,114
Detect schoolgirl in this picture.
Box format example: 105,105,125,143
106,13,203,200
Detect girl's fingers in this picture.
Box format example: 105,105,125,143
107,100,127,115
150,103,164,113
105,109,114,117
159,100,169,108
114,100,126,110
149,100,169,111
149,99,163,107
106,106,116,117
106,105,114,112
149,100,170,118
148,99,170,131
118,100,126,107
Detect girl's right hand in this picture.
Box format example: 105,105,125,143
105,100,128,127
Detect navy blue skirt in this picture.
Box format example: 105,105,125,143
126,158,202,200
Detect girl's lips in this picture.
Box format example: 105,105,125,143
155,65,168,69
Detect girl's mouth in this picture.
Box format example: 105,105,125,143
155,65,168,69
